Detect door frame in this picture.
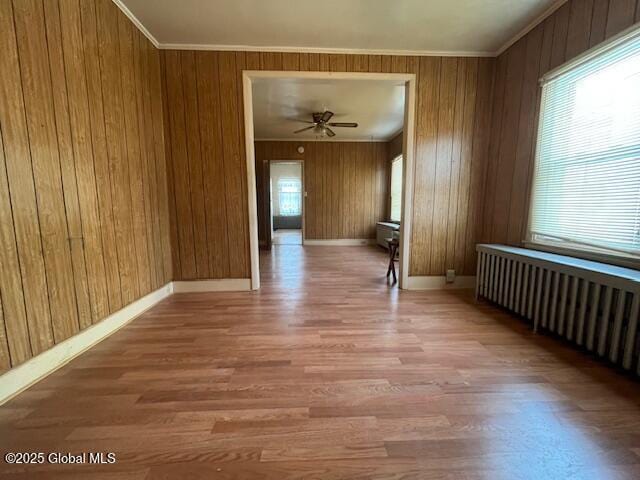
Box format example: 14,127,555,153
268,159,305,246
243,70,417,290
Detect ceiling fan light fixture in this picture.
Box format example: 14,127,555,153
293,111,359,138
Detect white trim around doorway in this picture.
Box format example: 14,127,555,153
242,70,417,290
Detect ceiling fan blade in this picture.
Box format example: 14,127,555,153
328,122,358,128
312,112,323,123
321,111,334,122
325,127,336,137
293,125,316,134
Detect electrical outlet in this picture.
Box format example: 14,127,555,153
446,269,456,283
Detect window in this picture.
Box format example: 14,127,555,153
277,178,301,216
390,155,403,222
528,28,640,260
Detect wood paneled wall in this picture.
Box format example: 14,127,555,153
0,0,171,372
162,52,495,279
255,141,388,241
482,0,640,246
161,51,250,281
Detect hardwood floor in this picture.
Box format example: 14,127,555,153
1,245,640,479
271,229,302,245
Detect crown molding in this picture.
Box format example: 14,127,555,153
157,43,495,57
111,0,159,48
494,0,568,56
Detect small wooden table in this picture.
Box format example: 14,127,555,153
386,237,399,284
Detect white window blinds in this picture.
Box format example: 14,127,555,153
390,155,403,222
529,28,640,258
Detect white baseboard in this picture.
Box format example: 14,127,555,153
304,239,375,246
406,275,476,290
172,278,251,292
0,282,173,406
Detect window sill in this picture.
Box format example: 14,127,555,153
523,241,640,271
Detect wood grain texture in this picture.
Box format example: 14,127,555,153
0,0,171,369
254,141,388,241
1,245,639,478
0,93,31,366
161,51,495,278
482,0,640,248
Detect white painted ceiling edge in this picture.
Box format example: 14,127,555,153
111,0,567,58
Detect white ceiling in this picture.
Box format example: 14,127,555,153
252,78,405,141
120,0,561,55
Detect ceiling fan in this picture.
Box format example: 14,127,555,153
293,111,358,138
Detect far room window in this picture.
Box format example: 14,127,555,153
390,155,403,222
278,178,301,216
528,28,640,261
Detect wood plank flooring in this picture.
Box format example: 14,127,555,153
1,245,640,479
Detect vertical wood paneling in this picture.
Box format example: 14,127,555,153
0,295,8,372
429,58,458,275
159,51,181,279
281,53,300,71
463,58,493,274
218,52,248,277
589,0,610,47
79,0,123,313
260,52,283,70
0,0,171,369
14,0,80,343
506,26,544,246
149,46,172,285
331,143,342,239
605,0,637,38
481,54,506,243
96,0,139,304
565,0,594,59
60,0,110,322
132,30,156,289
453,58,478,274
44,0,92,330
164,50,197,279
341,143,351,238
368,55,382,72
196,51,230,277
0,114,32,365
549,2,570,69
235,52,254,265
117,11,148,296
410,57,441,275
181,51,209,279
490,40,526,246
137,31,161,289
484,0,639,249
445,59,468,271
346,55,369,72
329,54,347,72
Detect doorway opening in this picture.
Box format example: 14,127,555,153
270,160,303,245
243,71,416,290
